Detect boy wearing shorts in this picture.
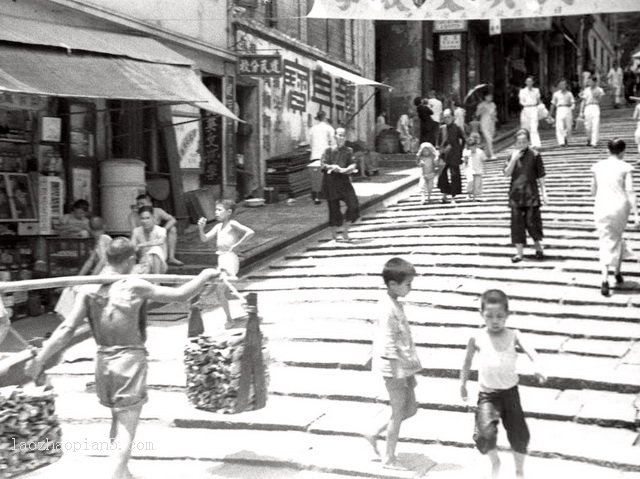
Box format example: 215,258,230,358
460,289,547,479
365,257,421,469
26,238,220,479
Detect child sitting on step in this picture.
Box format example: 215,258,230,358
460,289,547,479
197,200,254,329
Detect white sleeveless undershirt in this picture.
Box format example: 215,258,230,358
476,329,519,392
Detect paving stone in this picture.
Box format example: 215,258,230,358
562,338,632,358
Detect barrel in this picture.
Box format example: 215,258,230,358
100,159,146,233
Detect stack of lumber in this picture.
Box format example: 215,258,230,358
184,332,269,414
265,148,311,198
0,385,62,477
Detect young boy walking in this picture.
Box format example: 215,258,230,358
26,238,220,479
198,199,254,328
460,289,546,479
365,257,421,469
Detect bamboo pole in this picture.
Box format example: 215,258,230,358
0,273,241,294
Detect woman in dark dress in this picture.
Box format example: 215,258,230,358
415,97,438,145
321,127,360,242
505,128,549,263
437,109,465,203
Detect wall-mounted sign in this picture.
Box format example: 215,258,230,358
439,34,462,51
425,47,434,61
238,55,282,77
0,92,47,111
433,20,467,32
501,17,552,33
489,18,501,36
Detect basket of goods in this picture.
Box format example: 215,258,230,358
0,383,63,477
183,292,269,414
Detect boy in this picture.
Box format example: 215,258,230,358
131,206,168,274
463,134,486,201
128,193,183,266
460,289,547,479
365,257,421,470
56,199,91,237
197,200,254,328
26,238,220,479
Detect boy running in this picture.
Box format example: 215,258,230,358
26,238,220,479
460,289,547,479
365,257,421,469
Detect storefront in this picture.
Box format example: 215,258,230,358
0,18,237,318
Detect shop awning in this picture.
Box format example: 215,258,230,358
317,61,390,89
0,17,239,121
308,0,640,20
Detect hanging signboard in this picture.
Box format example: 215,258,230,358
501,17,552,32
439,34,462,51
433,20,467,32
308,0,640,20
489,18,501,36
238,55,283,77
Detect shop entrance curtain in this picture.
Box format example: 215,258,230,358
308,0,640,20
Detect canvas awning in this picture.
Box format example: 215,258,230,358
317,61,390,89
0,17,239,121
308,0,640,21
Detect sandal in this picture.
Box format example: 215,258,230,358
601,281,610,297
614,273,624,284
511,255,523,264
535,250,544,261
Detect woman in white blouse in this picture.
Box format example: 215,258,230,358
518,76,542,149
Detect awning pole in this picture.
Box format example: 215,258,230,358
344,90,376,128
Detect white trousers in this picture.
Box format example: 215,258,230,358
584,104,600,146
555,107,572,145
520,107,541,148
635,124,640,154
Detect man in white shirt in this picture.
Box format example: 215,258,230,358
550,79,576,146
580,75,605,147
427,90,443,123
308,111,335,205
607,62,624,108
518,76,542,148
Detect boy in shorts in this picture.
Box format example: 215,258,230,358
26,238,220,479
364,257,421,469
460,289,547,479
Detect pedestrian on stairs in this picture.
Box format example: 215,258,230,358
463,134,486,201
549,79,576,147
437,109,465,204
365,257,421,470
518,76,542,149
590,138,639,297
505,129,548,263
632,99,640,159
579,76,605,147
460,289,547,479
416,142,438,204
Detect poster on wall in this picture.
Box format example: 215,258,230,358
5,173,36,221
72,168,92,205
173,117,202,169
41,117,62,142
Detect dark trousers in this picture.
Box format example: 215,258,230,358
510,206,543,245
474,386,530,455
327,192,360,227
437,164,462,196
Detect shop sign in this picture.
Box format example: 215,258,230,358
0,92,47,111
439,34,462,51
433,20,467,32
489,18,501,36
425,48,434,61
501,17,552,33
173,117,202,169
238,55,282,77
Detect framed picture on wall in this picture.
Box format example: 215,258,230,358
6,173,36,221
41,116,62,142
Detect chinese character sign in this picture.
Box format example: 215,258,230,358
238,55,283,77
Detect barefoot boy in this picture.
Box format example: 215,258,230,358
460,289,547,479
365,257,421,469
26,238,220,479
197,199,254,328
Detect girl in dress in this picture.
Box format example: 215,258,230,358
463,135,487,201
416,142,438,204
476,93,498,159
590,138,638,296
198,200,254,328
